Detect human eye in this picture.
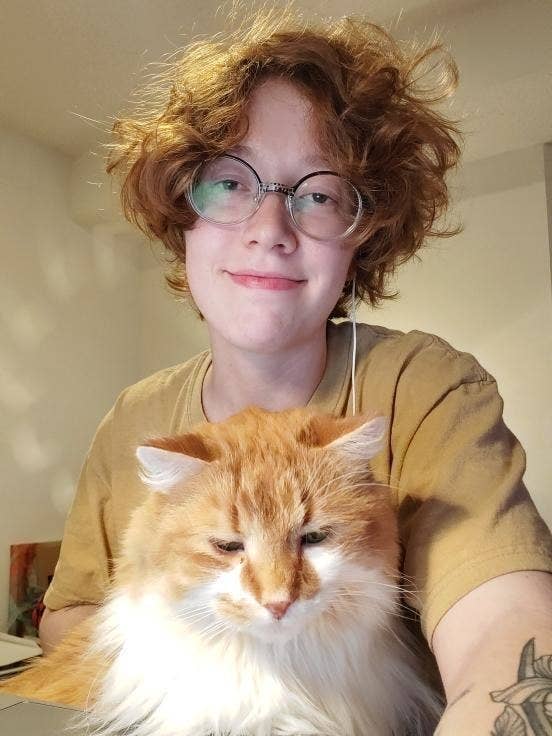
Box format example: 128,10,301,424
214,178,242,192
307,191,334,205
207,171,255,197
295,177,343,211
295,190,336,213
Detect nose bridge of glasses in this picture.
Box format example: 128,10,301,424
259,182,295,198
253,182,296,233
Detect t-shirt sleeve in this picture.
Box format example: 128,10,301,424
43,408,115,610
393,344,552,645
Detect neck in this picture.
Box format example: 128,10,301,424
202,325,328,422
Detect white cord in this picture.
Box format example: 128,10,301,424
351,275,357,416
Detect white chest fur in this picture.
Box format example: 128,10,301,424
80,577,441,736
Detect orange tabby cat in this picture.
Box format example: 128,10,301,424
1,407,443,735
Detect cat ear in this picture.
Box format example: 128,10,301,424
326,416,389,462
298,413,388,462
136,446,208,494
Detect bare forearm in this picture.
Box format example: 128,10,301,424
435,619,552,735
38,604,99,655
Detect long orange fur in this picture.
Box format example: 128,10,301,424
0,407,435,735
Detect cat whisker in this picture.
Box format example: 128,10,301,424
333,586,414,603
178,611,214,624
197,620,231,647
314,469,371,495
177,612,217,630
301,462,334,498
399,573,421,588
340,579,421,597
334,581,423,610
196,617,229,639
333,571,422,594
343,481,402,495
176,609,227,636
176,603,215,621
328,592,420,621
374,618,414,650
303,460,367,494
329,580,423,611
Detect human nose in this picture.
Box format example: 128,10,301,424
241,192,299,253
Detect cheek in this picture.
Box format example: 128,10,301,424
185,230,212,292
212,548,341,618
311,247,353,302
185,233,230,321
216,594,253,625
211,560,258,623
303,546,344,591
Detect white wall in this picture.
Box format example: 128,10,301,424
0,127,145,632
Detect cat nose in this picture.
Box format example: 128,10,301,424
264,600,292,620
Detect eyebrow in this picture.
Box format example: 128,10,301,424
228,144,328,170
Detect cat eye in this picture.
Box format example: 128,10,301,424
301,530,329,545
212,539,244,553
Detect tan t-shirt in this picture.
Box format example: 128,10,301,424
44,321,552,642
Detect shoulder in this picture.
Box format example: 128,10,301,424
108,351,209,435
86,351,210,478
373,325,490,385
119,352,207,404
331,320,493,390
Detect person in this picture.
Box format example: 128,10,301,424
39,8,552,734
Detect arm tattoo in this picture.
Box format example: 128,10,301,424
490,639,552,735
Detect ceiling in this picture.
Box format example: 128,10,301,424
1,0,551,163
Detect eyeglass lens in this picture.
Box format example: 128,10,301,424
189,156,361,240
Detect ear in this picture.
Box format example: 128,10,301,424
136,446,208,494
298,413,389,461
327,415,388,463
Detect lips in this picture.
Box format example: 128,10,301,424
226,270,306,291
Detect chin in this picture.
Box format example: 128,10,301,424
247,601,326,645
248,618,303,644
215,314,325,355
212,326,290,355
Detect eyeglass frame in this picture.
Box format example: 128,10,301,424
186,154,367,242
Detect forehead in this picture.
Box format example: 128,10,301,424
199,448,316,535
233,78,329,175
231,453,311,518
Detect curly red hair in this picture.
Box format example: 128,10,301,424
106,7,463,317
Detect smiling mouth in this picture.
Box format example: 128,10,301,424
226,272,306,291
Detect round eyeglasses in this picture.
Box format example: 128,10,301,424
186,154,364,241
